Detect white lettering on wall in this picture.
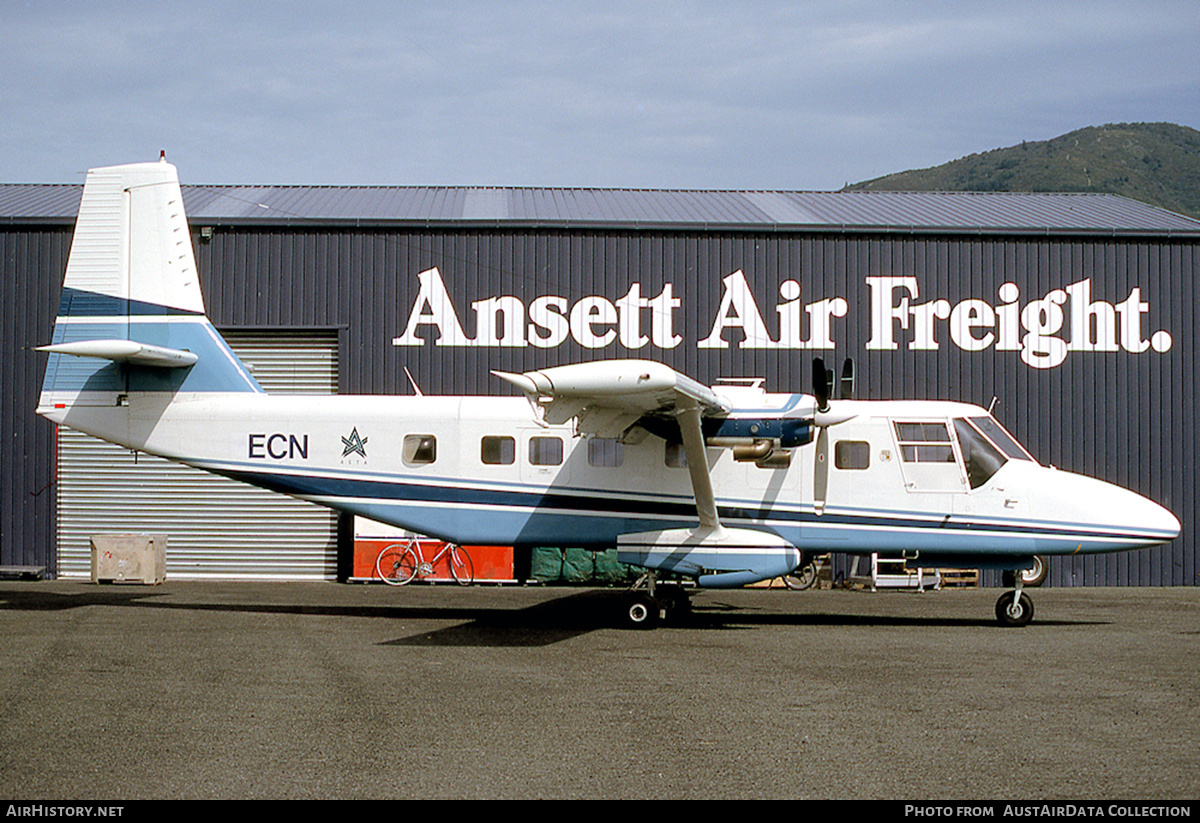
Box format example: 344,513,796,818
864,276,1172,368
392,267,1172,369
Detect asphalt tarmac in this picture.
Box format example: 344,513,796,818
1,580,1197,800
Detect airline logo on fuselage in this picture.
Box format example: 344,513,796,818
341,427,368,458
391,267,1172,370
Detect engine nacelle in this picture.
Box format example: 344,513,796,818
707,417,814,448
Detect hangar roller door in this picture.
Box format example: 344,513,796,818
55,331,339,580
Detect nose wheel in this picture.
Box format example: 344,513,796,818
995,588,1034,627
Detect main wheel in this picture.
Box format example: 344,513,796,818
448,546,474,585
995,590,1034,627
1019,555,1049,587
657,585,692,622
624,593,660,629
376,542,419,586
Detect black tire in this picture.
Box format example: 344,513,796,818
448,546,474,585
657,586,692,622
1019,555,1049,587
625,593,660,629
375,542,419,586
995,591,1035,627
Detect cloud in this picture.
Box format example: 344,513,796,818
2,1,1197,189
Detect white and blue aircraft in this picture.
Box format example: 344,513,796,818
37,160,1180,627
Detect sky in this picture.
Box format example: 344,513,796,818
3,1,1198,190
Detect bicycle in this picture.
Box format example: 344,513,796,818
781,554,829,590
375,538,474,586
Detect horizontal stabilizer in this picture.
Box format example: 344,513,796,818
38,340,198,368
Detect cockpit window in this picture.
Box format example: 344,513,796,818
953,419,1008,489
894,422,955,463
967,416,1033,461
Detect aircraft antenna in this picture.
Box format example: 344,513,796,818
404,367,424,396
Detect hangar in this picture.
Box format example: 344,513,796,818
2,176,1197,585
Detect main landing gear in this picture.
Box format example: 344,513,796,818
623,572,691,629
995,578,1035,627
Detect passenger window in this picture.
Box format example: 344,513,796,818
895,422,954,463
529,436,563,466
588,438,624,467
481,436,515,465
835,440,870,470
403,434,437,465
664,442,687,468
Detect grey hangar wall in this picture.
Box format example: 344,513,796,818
2,196,1196,586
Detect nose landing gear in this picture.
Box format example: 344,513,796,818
995,582,1035,627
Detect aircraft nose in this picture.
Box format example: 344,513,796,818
1042,471,1180,551
1138,493,1181,542
1110,481,1180,544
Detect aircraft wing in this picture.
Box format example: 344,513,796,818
493,360,730,435
493,360,732,527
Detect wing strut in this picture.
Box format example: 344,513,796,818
676,401,720,528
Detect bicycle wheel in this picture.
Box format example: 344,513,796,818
783,563,818,590
376,541,419,586
448,545,474,585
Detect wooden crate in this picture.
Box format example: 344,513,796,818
938,568,979,588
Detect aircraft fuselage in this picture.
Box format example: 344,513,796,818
42,390,1178,562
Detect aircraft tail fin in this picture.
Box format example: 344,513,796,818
38,159,261,417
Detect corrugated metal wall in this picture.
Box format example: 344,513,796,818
55,331,339,580
0,226,69,574
195,227,1195,586
4,223,1195,585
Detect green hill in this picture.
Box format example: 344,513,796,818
846,122,1200,219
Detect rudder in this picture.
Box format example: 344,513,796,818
38,159,261,417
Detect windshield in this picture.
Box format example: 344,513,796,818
953,418,1008,489
968,416,1034,461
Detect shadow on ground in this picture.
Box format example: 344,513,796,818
0,585,1094,647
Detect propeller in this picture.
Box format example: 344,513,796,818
812,358,831,412
813,425,830,516
811,357,856,516
811,358,831,514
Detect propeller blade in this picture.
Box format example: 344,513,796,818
812,358,830,412
813,426,829,516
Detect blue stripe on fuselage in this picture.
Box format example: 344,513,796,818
195,461,1164,552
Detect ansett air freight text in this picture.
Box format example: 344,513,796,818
392,269,1172,369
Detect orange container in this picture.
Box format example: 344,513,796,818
355,539,514,583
